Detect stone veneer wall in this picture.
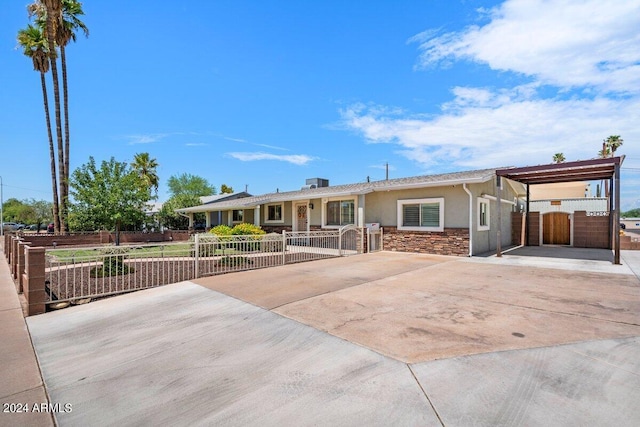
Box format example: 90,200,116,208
382,227,469,256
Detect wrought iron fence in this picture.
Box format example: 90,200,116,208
44,226,363,303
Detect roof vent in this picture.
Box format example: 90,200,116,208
301,184,317,190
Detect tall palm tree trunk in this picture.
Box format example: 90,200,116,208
40,71,61,231
43,4,66,233
60,45,70,231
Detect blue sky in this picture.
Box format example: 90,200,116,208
1,0,639,209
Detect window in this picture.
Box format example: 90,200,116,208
265,204,283,223
397,198,444,231
325,199,355,226
478,198,490,231
232,210,243,222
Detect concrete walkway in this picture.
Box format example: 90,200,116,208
4,248,640,426
0,245,54,427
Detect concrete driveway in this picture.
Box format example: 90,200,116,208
25,250,640,426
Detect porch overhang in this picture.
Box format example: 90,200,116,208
494,156,624,264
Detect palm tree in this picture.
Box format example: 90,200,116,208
131,153,160,197
30,0,66,232
57,0,88,224
17,24,61,232
552,153,565,164
29,0,87,232
598,135,624,197
604,135,623,156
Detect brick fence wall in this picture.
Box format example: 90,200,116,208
12,230,191,247
382,227,469,256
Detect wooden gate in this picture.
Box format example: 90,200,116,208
543,212,571,245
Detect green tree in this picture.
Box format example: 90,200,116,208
552,153,565,164
2,199,34,223
27,199,53,232
69,157,151,245
158,194,201,230
167,173,216,197
17,24,61,233
131,152,159,197
621,208,640,218
220,184,234,194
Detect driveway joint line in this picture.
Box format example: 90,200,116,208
407,364,445,427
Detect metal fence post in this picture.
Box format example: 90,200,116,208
194,233,200,279
282,230,286,265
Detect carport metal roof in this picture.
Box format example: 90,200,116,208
495,156,623,185
494,156,624,264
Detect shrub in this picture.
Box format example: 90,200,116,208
209,225,233,236
230,223,266,236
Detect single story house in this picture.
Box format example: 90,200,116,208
176,168,525,257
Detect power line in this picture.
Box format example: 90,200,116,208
1,184,50,194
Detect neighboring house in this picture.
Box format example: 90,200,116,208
176,168,524,257
145,192,252,230
527,182,608,246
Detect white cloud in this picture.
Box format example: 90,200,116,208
227,152,316,165
412,0,640,94
126,133,168,144
342,0,640,207
185,142,208,147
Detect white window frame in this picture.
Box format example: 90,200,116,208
397,198,444,232
322,197,357,228
477,197,490,231
264,203,284,224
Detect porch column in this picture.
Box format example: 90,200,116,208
205,212,211,229
496,175,502,257
255,206,261,227
188,213,194,229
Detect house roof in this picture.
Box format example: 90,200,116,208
176,168,500,213
496,157,624,185
199,192,251,204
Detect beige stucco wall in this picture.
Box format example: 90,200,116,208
363,185,469,228
468,178,520,255
529,182,587,200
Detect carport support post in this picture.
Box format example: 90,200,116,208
525,184,530,246
614,163,621,264
496,175,502,257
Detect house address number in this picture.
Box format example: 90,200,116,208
586,211,609,216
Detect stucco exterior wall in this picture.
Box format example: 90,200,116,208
467,178,520,255
363,185,469,228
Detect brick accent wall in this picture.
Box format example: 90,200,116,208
573,211,610,249
382,227,469,256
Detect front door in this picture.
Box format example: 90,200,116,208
295,203,308,232
543,212,571,245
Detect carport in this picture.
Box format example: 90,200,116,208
495,156,624,264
